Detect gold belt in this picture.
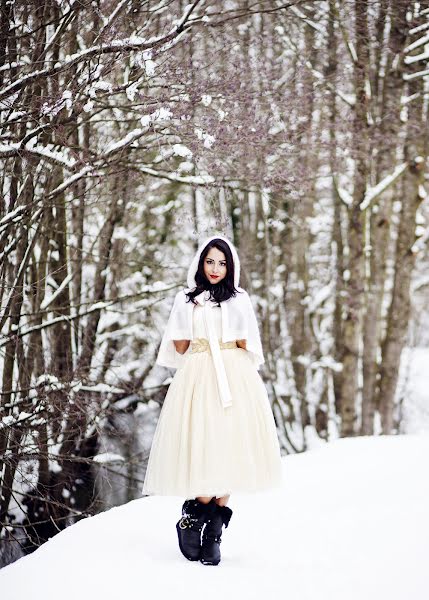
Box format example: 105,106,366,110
189,337,237,353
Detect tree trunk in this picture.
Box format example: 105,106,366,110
361,1,408,434
339,0,369,436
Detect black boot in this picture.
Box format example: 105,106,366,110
200,504,233,566
176,498,217,561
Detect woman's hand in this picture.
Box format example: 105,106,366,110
174,340,190,355
236,339,247,350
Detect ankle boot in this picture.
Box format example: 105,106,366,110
176,498,217,561
200,504,233,566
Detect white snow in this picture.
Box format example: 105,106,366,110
171,143,193,158
104,128,144,154
399,348,429,434
143,49,156,76
403,68,429,81
153,107,173,121
1,434,428,600
360,162,408,210
138,165,215,185
195,127,215,148
404,33,429,54
404,48,429,65
93,452,125,464
409,21,429,36
140,106,173,129
140,114,151,127
47,164,94,197
201,94,212,106
336,185,353,206
0,141,77,169
126,81,139,102
0,204,27,229
289,6,326,35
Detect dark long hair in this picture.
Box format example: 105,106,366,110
186,238,241,305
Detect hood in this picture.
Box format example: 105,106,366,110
186,234,241,289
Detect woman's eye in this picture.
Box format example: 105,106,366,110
206,260,225,266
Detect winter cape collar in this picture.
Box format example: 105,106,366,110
155,235,264,409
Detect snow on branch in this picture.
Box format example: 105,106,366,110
289,6,326,35
93,452,125,464
92,0,129,44
280,34,355,108
409,21,429,36
0,301,110,349
0,142,77,169
360,162,408,210
404,48,429,65
45,146,214,201
0,203,28,231
0,285,177,348
412,225,429,255
0,1,202,102
40,272,74,311
306,63,355,107
46,165,95,199
332,176,353,207
0,208,44,332
173,0,204,33
403,68,429,81
337,187,353,206
306,282,335,314
102,128,147,156
138,165,215,185
404,33,429,54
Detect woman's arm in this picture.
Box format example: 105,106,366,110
236,339,247,350
174,340,190,355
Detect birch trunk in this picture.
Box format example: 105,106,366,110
327,0,345,419
361,1,408,434
78,178,126,378
339,0,369,436
377,162,424,433
287,13,315,436
377,58,426,432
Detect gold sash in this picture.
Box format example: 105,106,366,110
189,338,237,354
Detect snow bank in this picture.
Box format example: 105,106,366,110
1,434,428,600
399,347,429,434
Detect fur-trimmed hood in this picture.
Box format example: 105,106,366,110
186,234,241,290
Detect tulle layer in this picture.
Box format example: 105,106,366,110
142,347,283,500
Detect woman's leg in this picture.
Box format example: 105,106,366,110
214,494,230,506
196,494,230,506
196,495,214,504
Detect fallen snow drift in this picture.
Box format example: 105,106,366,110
1,434,428,600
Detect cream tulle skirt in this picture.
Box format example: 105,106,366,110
142,344,283,500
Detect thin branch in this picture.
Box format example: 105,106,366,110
0,3,200,101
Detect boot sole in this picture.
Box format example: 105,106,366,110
200,558,220,566
176,522,201,561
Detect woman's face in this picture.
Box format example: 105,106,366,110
203,247,227,284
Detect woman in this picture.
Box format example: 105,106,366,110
142,235,282,565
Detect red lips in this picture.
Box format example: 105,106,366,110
210,275,219,279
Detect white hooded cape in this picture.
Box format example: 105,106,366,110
155,235,265,383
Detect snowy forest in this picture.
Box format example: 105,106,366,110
1,0,429,569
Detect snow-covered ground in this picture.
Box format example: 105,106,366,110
399,347,429,434
1,434,428,600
